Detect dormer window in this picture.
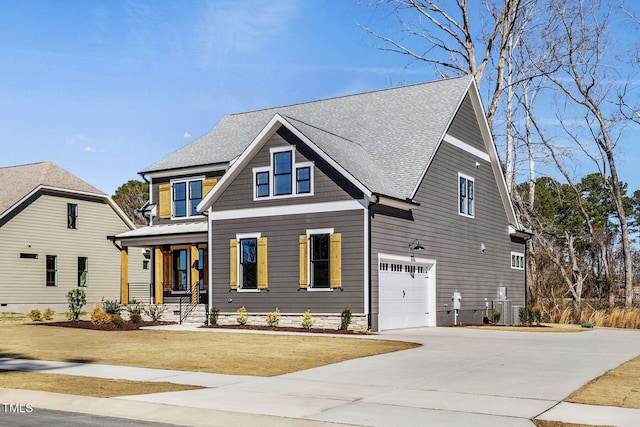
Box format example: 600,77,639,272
253,147,313,200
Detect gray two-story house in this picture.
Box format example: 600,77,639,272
115,75,528,330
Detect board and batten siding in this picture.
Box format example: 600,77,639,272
210,210,365,314
0,193,142,310
370,130,525,328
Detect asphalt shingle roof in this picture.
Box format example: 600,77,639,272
141,76,473,200
0,162,104,217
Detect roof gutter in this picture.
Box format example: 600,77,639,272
369,193,419,211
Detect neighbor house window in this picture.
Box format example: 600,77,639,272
459,174,475,217
511,252,525,270
68,203,78,229
253,147,313,199
299,229,342,290
77,257,88,287
173,249,188,292
46,255,57,286
172,178,203,218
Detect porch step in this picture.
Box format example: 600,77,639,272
161,304,208,325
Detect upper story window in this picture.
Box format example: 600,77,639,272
158,177,218,221
253,147,313,200
458,173,475,218
511,252,525,270
67,203,78,229
172,178,203,218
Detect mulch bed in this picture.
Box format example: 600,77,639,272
35,320,176,331
201,324,364,334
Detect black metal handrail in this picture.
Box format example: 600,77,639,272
178,282,201,324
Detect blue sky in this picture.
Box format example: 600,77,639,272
1,0,639,196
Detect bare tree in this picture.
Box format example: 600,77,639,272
362,0,527,126
536,0,635,306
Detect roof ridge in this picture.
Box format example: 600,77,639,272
228,75,472,117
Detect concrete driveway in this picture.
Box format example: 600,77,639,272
3,326,640,426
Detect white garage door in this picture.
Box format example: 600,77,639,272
379,259,435,330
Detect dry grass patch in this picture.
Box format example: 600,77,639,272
532,420,614,427
565,356,640,409
0,370,203,397
0,323,419,377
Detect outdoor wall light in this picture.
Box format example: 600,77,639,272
409,239,425,256
481,243,486,253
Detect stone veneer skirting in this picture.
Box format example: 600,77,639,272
211,312,369,331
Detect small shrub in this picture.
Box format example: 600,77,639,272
102,300,122,315
209,306,220,325
67,288,86,321
27,309,42,322
110,314,125,328
129,312,142,324
91,308,112,326
519,307,533,325
532,309,542,325
490,308,501,324
301,310,315,329
42,308,55,321
340,307,352,330
126,299,143,316
265,308,280,327
144,304,167,321
236,306,248,326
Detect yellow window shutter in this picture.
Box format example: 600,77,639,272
158,183,171,219
330,233,342,289
202,178,218,196
299,235,308,289
257,237,268,290
229,239,238,290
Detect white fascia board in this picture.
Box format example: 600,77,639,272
465,79,521,230
369,194,417,211
197,114,285,212
0,185,135,229
443,134,491,162
198,113,373,212
209,200,364,221
279,116,373,199
410,76,475,200
142,164,228,180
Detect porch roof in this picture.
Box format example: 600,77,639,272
111,222,208,246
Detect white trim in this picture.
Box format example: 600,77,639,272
443,134,491,162
170,177,206,220
235,232,262,291
458,172,475,219
208,215,213,309
511,251,525,270
306,228,334,236
363,208,369,315
377,253,437,328
197,114,373,212
210,200,364,221
143,164,228,180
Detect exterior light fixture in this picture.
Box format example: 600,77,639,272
409,239,425,256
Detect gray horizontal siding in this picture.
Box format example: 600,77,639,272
447,94,485,151
371,140,525,327
213,130,359,212
211,210,365,314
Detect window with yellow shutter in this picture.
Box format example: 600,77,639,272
231,233,267,291
302,229,341,290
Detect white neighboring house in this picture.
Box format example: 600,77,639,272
0,162,148,313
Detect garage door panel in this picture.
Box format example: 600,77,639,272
379,260,433,330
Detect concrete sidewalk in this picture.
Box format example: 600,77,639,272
2,326,640,426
